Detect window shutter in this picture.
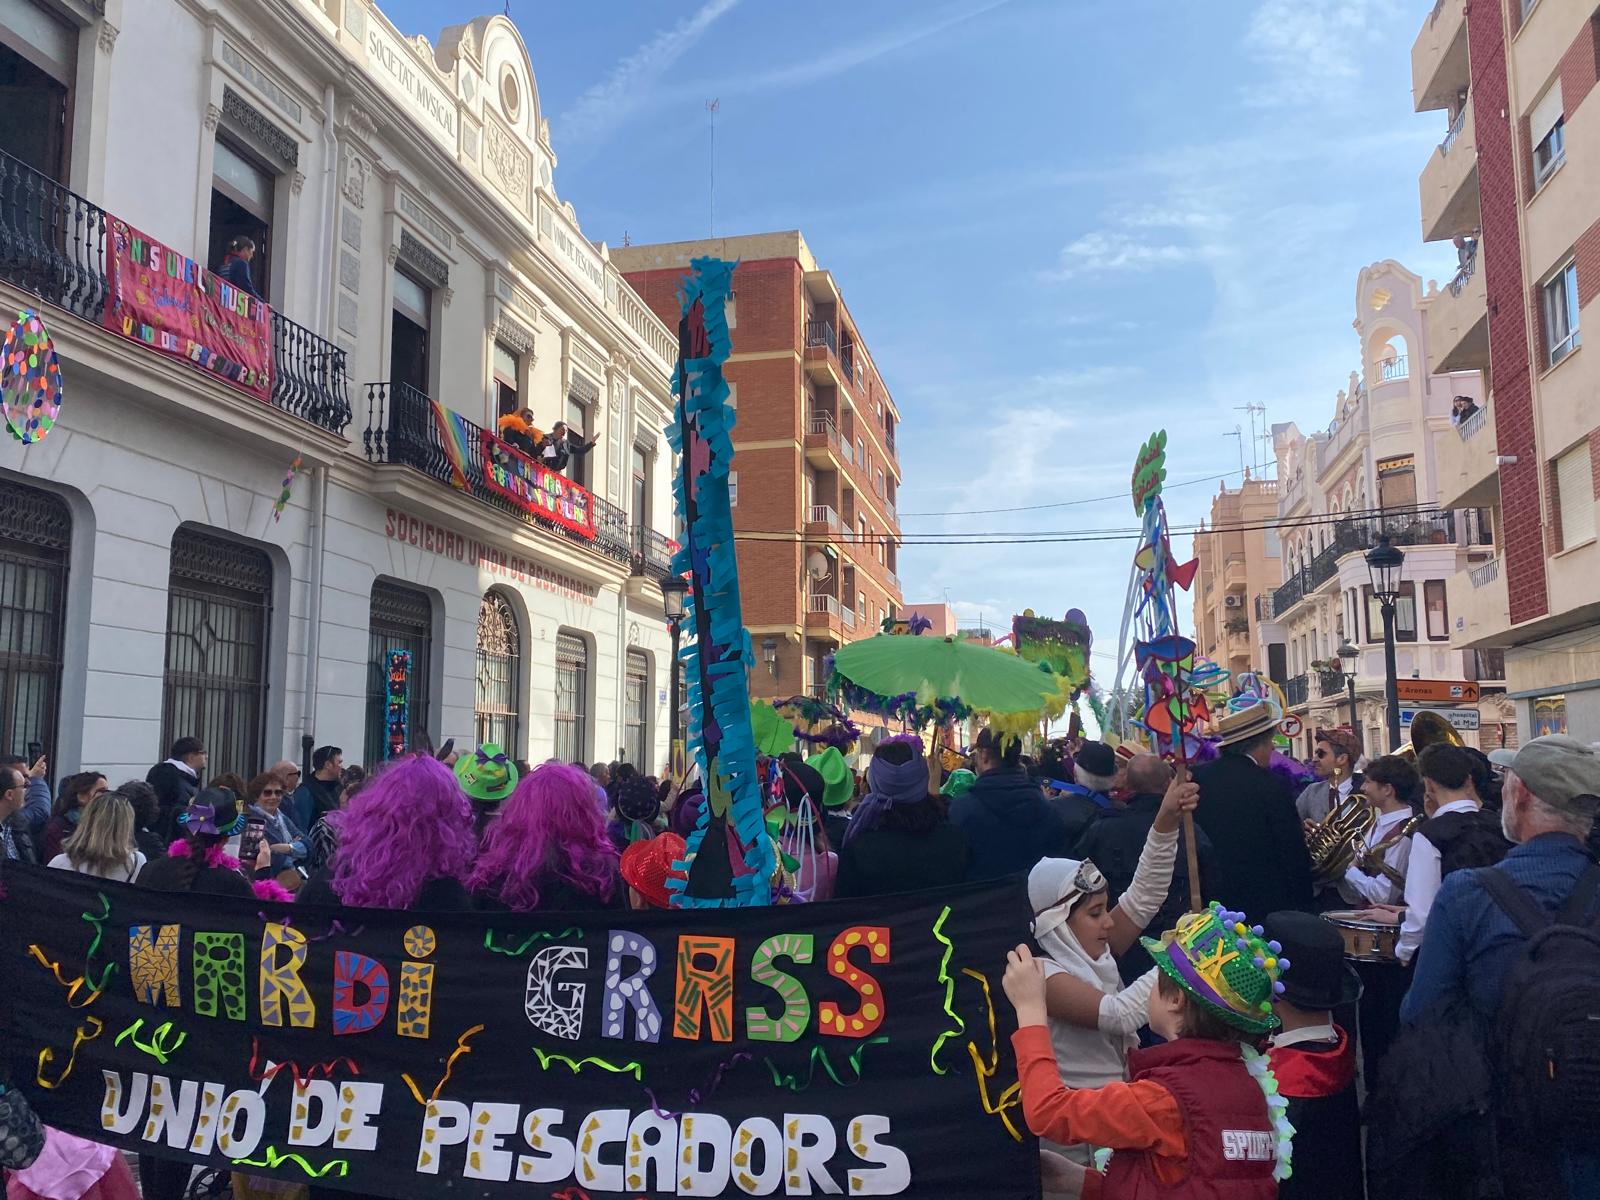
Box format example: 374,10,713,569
1530,81,1564,148
1556,442,1595,548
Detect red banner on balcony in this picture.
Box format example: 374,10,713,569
479,429,596,539
101,218,272,401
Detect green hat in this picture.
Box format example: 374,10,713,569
805,746,855,808
940,768,977,798
1140,902,1285,1036
455,743,519,803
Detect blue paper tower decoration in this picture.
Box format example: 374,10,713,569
665,257,772,907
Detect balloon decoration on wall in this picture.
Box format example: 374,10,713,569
2,309,63,445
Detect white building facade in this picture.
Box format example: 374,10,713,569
0,0,682,783
1267,261,1509,756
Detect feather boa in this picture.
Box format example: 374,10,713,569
166,838,293,903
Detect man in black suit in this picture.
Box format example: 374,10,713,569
1191,703,1314,919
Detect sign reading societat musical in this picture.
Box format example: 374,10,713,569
0,865,1038,1200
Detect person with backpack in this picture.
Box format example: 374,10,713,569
1394,734,1600,1199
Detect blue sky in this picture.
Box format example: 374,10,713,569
390,0,1458,684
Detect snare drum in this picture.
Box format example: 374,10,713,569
1324,910,1401,963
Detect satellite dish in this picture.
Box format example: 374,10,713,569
806,550,831,581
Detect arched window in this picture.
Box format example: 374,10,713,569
554,630,588,765
366,581,434,763
475,591,520,753
163,528,272,779
0,481,71,763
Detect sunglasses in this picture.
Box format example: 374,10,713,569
259,788,284,797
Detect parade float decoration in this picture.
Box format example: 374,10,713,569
271,454,305,523
1115,429,1208,905
2,309,63,445
666,258,772,909
383,650,411,759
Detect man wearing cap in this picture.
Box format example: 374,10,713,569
1294,726,1363,825
1401,734,1600,1194
1049,740,1121,848
1191,702,1315,919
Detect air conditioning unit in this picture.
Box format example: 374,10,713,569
1224,594,1243,608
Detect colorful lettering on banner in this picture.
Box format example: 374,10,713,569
479,430,597,539
818,927,890,1039
2,863,1039,1200
744,933,813,1043
260,922,317,1029
192,932,246,1021
100,218,271,401
128,925,181,1008
673,936,734,1042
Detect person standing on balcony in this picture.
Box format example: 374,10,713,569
539,421,598,475
1451,395,1479,427
218,235,262,299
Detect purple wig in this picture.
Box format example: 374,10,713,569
466,763,619,912
330,755,475,909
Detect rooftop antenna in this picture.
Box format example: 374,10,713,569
1224,426,1245,477
1235,401,1267,473
705,98,720,237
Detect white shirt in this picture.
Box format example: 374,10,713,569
1272,1022,1339,1049
1339,807,1415,908
47,851,147,882
1397,798,1479,964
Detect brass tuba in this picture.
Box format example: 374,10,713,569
1395,708,1466,761
1307,773,1376,888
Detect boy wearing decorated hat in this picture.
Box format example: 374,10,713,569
1003,903,1292,1198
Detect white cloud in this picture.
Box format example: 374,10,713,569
1242,0,1385,106
1049,230,1203,278
555,0,741,151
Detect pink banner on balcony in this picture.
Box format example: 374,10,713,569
479,428,597,539
101,217,271,401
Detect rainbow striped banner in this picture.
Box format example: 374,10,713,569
430,399,471,491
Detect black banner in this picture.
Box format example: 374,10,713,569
0,865,1037,1199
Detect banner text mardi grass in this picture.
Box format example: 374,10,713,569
0,866,1038,1200
101,218,272,402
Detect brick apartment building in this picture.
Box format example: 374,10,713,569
1413,0,1600,740
613,232,904,701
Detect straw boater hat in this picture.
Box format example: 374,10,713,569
1214,701,1280,748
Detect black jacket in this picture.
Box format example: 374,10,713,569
1192,751,1314,919
296,872,474,913
949,767,1071,881
145,762,199,840
1418,808,1511,877
218,253,261,299
137,853,254,899
540,434,596,473
1048,785,1113,849
834,823,969,899
1073,791,1214,982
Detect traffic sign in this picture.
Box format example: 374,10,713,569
1400,706,1481,732
1395,679,1479,704
1279,714,1303,738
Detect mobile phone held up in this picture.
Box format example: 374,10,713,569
237,816,268,873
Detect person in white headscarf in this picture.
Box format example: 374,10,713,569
1025,767,1197,1180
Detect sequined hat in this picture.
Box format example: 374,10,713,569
1141,901,1287,1035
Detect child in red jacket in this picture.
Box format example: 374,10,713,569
1003,902,1294,1198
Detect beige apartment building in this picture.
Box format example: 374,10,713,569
1267,261,1509,756
1413,0,1600,741
1191,475,1283,683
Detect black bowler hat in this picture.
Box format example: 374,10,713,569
1074,741,1117,777
1263,911,1362,1010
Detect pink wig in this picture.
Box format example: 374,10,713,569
330,755,475,909
467,763,618,912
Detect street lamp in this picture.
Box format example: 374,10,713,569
1337,641,1360,739
661,575,688,775
1365,535,1406,752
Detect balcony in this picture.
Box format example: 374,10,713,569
1447,556,1509,651
1435,400,1499,510
1318,670,1348,700
804,413,856,469
802,320,842,386
1377,355,1410,384
1427,244,1489,373
805,319,837,356
806,593,844,639
841,605,855,630
1222,555,1247,592
1285,674,1310,709
1413,0,1469,114
1420,96,1479,242
1272,520,1371,616
807,503,840,531
0,147,351,435
363,381,633,565
632,526,678,582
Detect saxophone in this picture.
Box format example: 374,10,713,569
1306,767,1377,889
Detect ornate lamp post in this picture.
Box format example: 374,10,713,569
1337,640,1361,738
1365,535,1406,752
661,575,688,774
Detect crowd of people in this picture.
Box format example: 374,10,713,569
2,712,1598,1199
